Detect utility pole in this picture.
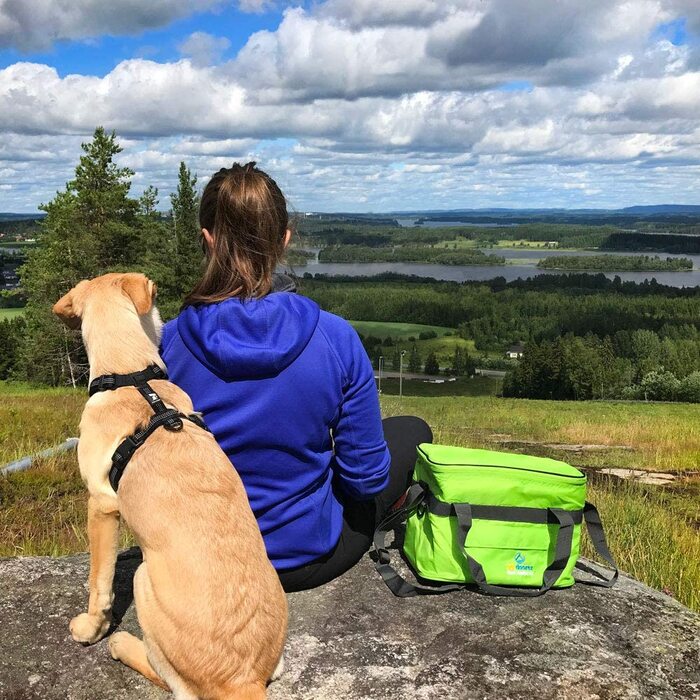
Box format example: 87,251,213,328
399,350,406,399
378,355,384,395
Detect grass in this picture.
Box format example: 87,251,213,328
583,477,700,613
381,395,700,472
1,383,698,611
350,320,454,339
0,308,25,320
379,376,502,397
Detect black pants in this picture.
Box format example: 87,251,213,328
277,416,433,593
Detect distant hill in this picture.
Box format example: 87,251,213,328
0,213,44,222
619,205,700,214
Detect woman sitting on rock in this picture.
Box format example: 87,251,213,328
160,162,432,591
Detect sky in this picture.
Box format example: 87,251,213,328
1,0,700,213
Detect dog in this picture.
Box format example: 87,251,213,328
53,272,287,700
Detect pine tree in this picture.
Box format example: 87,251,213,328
424,351,439,375
19,128,139,385
452,346,465,376
408,344,421,373
391,347,401,371
171,162,202,297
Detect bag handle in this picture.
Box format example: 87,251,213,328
452,503,575,597
373,483,465,597
574,501,619,587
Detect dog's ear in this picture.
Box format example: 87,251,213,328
121,274,157,315
52,289,82,330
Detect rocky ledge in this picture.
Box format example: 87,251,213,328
1,549,698,700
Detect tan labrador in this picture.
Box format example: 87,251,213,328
53,272,287,700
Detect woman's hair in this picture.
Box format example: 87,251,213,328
184,161,289,305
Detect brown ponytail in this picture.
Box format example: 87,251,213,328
184,162,289,305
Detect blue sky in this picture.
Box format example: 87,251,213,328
0,0,699,213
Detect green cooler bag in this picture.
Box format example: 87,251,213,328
374,443,618,598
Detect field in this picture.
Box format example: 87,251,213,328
0,308,24,320
350,320,454,339
350,320,483,368
1,383,698,611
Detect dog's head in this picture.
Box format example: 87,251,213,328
53,273,158,330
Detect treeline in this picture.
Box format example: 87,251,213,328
317,245,505,265
11,128,205,385
601,232,700,254
299,275,700,351
537,254,693,272
504,333,700,402
0,218,42,239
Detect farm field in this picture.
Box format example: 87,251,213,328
1,383,698,611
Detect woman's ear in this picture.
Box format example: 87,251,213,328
52,289,82,330
283,228,292,249
202,228,215,251
121,273,156,315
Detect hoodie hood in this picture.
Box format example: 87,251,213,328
176,293,320,380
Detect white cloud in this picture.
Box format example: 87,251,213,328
178,31,231,67
0,0,226,51
1,0,700,211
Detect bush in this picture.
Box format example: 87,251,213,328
418,330,438,340
678,372,700,403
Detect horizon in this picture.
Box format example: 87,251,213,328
1,1,700,212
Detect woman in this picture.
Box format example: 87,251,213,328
160,162,432,592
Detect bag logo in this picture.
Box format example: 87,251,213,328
507,552,535,576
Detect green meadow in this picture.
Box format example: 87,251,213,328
0,308,25,320
1,383,698,611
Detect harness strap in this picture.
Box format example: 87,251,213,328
89,365,210,492
89,364,166,397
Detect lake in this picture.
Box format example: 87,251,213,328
287,248,700,288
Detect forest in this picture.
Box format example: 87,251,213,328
537,254,693,271
317,244,505,265
299,274,700,403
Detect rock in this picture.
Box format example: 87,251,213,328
598,468,678,486
1,548,699,700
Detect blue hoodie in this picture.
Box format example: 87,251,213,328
160,292,390,570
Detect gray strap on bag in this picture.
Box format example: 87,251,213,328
574,502,619,587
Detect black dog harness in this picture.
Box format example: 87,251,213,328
89,364,209,492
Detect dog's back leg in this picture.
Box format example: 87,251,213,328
108,631,169,691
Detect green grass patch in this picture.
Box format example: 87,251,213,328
583,476,700,612
379,376,501,397
350,320,455,339
0,308,25,320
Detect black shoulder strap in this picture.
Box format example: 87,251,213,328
574,502,619,587
89,364,166,397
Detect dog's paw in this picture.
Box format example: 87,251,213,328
69,612,110,645
108,631,131,661
270,654,284,682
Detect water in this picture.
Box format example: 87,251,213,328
287,248,700,288
395,218,517,228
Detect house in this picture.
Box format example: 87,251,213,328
506,343,525,359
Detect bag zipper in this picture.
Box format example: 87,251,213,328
417,448,585,480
